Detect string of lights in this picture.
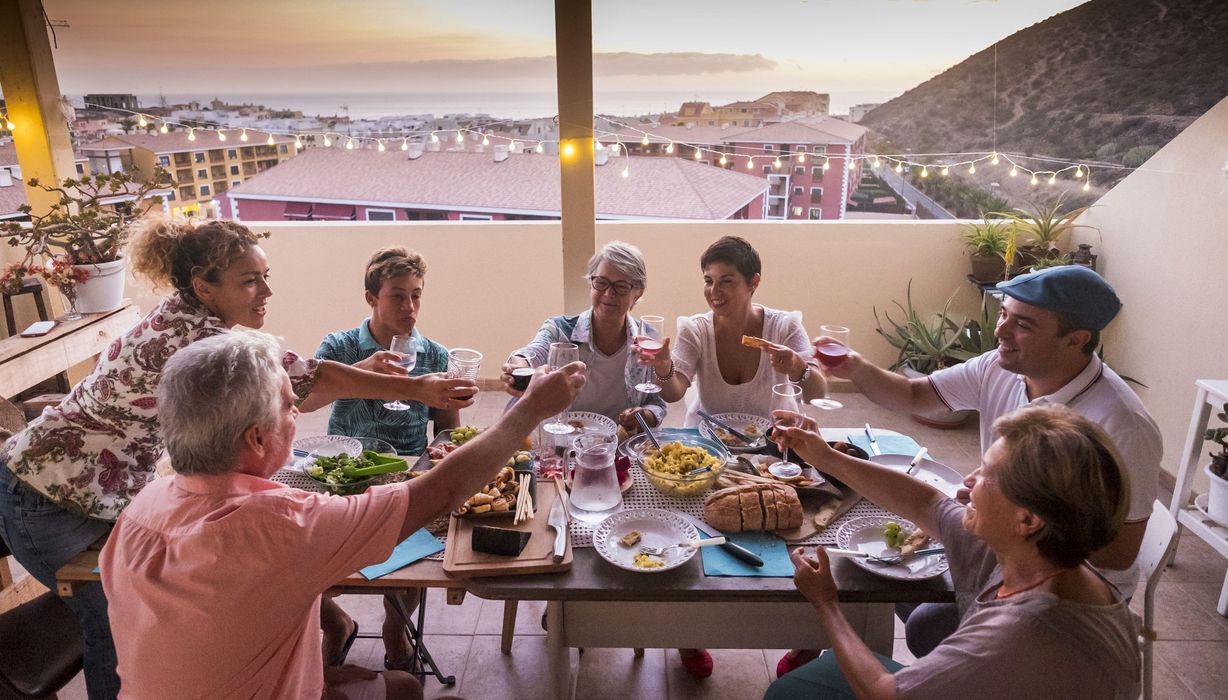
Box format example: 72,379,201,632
4,102,1170,191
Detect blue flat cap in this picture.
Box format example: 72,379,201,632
996,265,1121,330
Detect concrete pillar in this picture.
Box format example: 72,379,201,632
0,0,77,218
554,0,595,315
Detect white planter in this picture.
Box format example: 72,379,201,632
1204,463,1228,527
73,257,126,314
901,365,974,429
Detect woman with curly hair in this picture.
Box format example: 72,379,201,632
0,217,476,699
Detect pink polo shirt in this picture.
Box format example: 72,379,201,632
100,472,409,699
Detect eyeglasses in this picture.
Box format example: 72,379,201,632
589,276,637,296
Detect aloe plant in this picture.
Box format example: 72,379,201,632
992,192,1096,252
874,282,968,374
960,218,1011,256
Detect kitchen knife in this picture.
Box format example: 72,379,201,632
679,513,764,567
863,424,881,456
547,492,568,563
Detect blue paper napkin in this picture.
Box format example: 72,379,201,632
360,528,445,580
91,566,100,574
699,531,793,577
849,432,921,457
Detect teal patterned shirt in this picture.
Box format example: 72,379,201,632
315,321,449,455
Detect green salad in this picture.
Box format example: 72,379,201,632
306,453,376,485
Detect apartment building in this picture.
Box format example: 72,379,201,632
0,142,92,220
79,129,298,218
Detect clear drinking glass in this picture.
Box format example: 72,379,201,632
446,348,483,403
542,342,580,434
809,325,850,410
568,433,623,523
634,315,665,394
769,382,804,479
382,333,417,411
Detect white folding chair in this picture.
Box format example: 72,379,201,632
1136,500,1180,700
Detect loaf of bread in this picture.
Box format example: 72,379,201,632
704,483,803,532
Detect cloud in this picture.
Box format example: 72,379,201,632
593,52,777,76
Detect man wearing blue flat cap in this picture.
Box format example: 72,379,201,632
818,265,1160,658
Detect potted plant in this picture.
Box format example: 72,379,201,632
1,169,173,313
1203,404,1228,525
875,282,996,428
960,218,1010,283
994,193,1095,276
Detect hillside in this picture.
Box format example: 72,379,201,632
862,0,1228,198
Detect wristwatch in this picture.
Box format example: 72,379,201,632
792,362,814,384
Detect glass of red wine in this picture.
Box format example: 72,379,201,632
446,348,482,403
510,366,535,392
809,325,849,410
634,315,666,394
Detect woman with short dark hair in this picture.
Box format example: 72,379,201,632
766,403,1140,699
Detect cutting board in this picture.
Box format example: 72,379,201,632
722,455,862,544
443,482,573,578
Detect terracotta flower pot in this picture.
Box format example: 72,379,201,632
969,253,1006,283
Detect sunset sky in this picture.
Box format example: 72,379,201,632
31,0,1086,100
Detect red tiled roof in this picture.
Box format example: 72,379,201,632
726,118,867,144
677,102,713,117
228,147,767,220
81,129,296,155
598,125,751,146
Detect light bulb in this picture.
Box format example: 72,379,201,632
536,142,544,153
798,153,805,163
773,157,781,170
377,140,386,152
746,157,754,170
694,148,702,160
1048,174,1056,185
1009,165,1018,177
218,131,227,141
595,139,604,151
562,142,575,157
3,118,13,131
1083,179,1090,191
345,136,354,150
941,165,949,176
138,115,147,128
324,134,332,147
482,135,490,146
1075,166,1084,178
266,133,275,145
991,153,999,165
621,165,630,178
400,138,408,151
294,135,303,149
968,162,976,174
894,162,903,174
719,153,727,166
611,143,621,154
188,128,196,141
430,131,439,143
240,129,249,142
456,131,464,143
921,166,929,178
874,155,881,167
1030,174,1039,186
822,158,831,171
159,122,169,134
641,134,649,146
665,142,674,154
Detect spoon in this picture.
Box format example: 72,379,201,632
697,410,764,448
635,412,662,452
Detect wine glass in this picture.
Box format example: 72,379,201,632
809,325,850,410
769,382,804,479
446,348,483,402
542,342,580,434
634,315,665,394
383,333,417,411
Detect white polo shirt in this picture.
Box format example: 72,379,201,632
929,350,1162,595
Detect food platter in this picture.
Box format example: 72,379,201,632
697,412,772,453
289,435,363,471
835,515,948,581
593,508,700,573
867,454,964,498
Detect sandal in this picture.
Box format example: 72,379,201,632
776,649,819,678
332,620,359,667
679,648,713,678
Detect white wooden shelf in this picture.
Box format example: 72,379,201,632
1168,379,1228,616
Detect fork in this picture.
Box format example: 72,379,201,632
825,546,945,565
639,537,726,557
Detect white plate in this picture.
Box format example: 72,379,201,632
288,435,363,471
564,411,618,435
697,412,772,453
593,508,699,573
868,454,964,498
1194,494,1228,528
835,516,949,581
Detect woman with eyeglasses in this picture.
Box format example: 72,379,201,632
502,241,665,432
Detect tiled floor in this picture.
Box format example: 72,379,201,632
49,390,1228,699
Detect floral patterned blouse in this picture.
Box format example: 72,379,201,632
0,293,319,521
